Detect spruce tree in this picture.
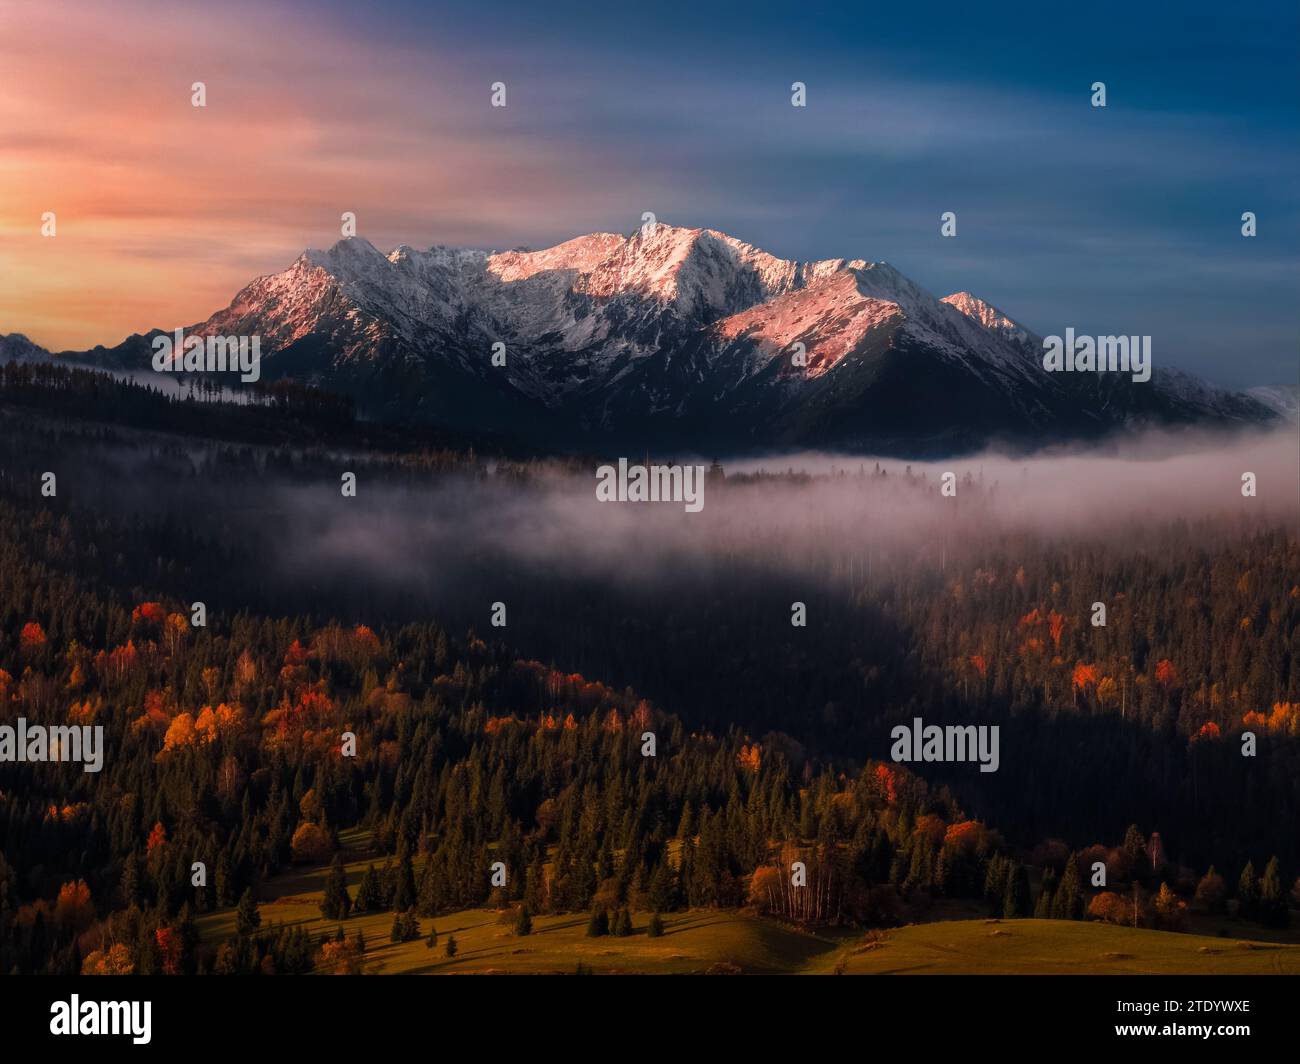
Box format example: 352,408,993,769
425,925,438,950
235,888,260,935
983,854,1010,916
1121,824,1149,884
514,904,533,936
1034,868,1057,919
647,912,664,938
444,933,458,958
647,858,676,914
1258,857,1288,928
586,907,609,937
355,864,382,913
321,855,352,920
393,849,417,913
1052,853,1083,920
1002,863,1031,919
1237,860,1259,921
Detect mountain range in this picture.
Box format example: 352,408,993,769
4,223,1289,455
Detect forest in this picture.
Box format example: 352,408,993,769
1,364,1297,974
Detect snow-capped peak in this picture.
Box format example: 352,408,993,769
941,291,1026,336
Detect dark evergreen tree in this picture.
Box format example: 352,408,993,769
1002,863,1031,919
1258,857,1288,928
320,855,352,920
392,849,417,913
1052,853,1083,920
1237,861,1259,921
235,889,260,935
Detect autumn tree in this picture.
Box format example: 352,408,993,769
53,880,94,936
1087,891,1129,925
1154,883,1188,932
82,943,135,975
1193,866,1227,914
291,821,333,865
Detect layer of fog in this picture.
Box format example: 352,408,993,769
265,426,1298,599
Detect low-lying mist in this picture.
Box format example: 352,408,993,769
261,425,1298,599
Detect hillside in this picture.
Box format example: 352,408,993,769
194,832,1300,976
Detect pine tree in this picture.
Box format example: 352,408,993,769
1237,860,1259,921
356,864,383,913
1002,863,1031,919
513,904,533,936
647,912,664,938
392,849,417,913
1034,868,1057,919
1052,853,1083,920
647,857,676,913
983,854,1010,916
586,908,609,937
425,925,438,950
1258,857,1288,928
1121,824,1149,884
320,855,351,920
444,933,458,958
389,912,404,943
235,888,260,935
612,907,632,937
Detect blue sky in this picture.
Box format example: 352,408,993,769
343,0,1300,387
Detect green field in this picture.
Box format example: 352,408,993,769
197,831,1300,975
831,919,1300,976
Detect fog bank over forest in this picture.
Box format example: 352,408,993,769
258,426,1297,597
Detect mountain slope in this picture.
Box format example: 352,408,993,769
50,224,1283,454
